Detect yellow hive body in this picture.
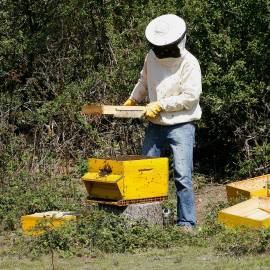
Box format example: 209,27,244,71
82,156,169,202
226,174,270,202
218,197,270,228
21,211,77,236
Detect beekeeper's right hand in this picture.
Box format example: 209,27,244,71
123,98,138,106
145,101,162,118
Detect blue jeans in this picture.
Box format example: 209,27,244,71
142,122,196,227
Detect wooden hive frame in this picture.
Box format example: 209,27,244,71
82,104,146,118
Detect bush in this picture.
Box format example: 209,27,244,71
1,0,269,180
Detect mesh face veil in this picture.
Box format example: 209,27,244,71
150,31,186,59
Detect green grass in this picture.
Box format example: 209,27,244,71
1,246,270,270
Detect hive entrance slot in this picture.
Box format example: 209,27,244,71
99,165,112,176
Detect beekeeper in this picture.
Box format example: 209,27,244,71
124,14,202,228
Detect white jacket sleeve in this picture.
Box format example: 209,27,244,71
129,57,148,103
160,61,202,112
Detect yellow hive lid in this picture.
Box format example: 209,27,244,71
22,211,77,219
227,174,270,191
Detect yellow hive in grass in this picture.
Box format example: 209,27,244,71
226,174,270,202
218,197,270,228
21,211,77,236
82,156,169,203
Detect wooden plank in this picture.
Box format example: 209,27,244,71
82,104,146,118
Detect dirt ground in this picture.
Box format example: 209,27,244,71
195,184,227,223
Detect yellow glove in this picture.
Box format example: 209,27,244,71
123,98,138,106
145,101,162,118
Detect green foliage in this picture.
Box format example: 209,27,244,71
1,0,269,179
19,209,198,256
215,228,270,256
1,0,269,178
11,204,270,258
235,143,270,177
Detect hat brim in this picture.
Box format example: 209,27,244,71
145,14,186,46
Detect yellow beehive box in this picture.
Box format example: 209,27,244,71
82,156,169,202
226,174,270,202
218,197,270,229
21,211,77,236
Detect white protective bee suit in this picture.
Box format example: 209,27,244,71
129,35,202,125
